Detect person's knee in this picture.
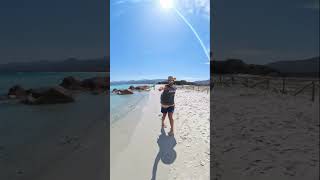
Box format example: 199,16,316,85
168,113,174,120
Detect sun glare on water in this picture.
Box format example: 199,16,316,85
160,0,174,9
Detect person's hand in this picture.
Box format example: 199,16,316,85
158,86,164,91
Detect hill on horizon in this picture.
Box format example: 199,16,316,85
1,56,318,78
0,57,109,72
212,56,319,77
111,79,166,85
266,56,319,77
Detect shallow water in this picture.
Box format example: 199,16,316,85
110,84,152,123
0,72,107,147
0,72,106,95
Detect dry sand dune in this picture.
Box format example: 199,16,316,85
211,86,319,180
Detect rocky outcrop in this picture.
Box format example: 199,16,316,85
22,86,74,105
118,89,133,95
112,85,150,95
60,76,109,94
112,88,118,93
134,85,150,91
60,76,83,90
127,85,150,91
7,85,27,99
112,89,133,95
81,77,108,91
5,76,109,105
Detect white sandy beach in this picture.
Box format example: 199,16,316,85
212,86,319,180
111,85,210,180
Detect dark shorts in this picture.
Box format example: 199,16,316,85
161,106,175,113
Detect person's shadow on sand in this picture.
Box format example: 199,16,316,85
151,128,177,180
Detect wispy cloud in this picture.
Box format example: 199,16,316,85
113,0,210,18
114,0,126,4
113,0,151,5
176,0,210,19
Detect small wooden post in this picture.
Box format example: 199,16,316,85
219,75,222,85
210,80,214,90
266,79,270,90
312,81,315,102
231,76,234,86
282,77,286,94
246,78,249,87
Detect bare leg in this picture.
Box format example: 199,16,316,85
168,112,174,135
162,112,167,128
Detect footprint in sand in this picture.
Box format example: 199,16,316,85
59,136,82,151
16,169,24,176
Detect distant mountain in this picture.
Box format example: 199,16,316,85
266,56,319,77
158,80,196,85
111,79,208,86
111,79,165,85
211,59,279,76
211,57,320,77
0,57,109,72
193,80,210,85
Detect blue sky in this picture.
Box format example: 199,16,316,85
213,0,319,64
0,0,107,63
110,0,210,81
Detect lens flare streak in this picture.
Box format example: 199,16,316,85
174,7,210,61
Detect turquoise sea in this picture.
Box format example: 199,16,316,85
0,72,152,144
110,84,152,123
0,72,107,146
0,72,152,127
0,72,106,95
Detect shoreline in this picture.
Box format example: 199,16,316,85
110,92,150,158
110,89,150,124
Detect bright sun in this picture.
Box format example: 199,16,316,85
160,0,174,9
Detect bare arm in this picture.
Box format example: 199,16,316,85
158,86,164,91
